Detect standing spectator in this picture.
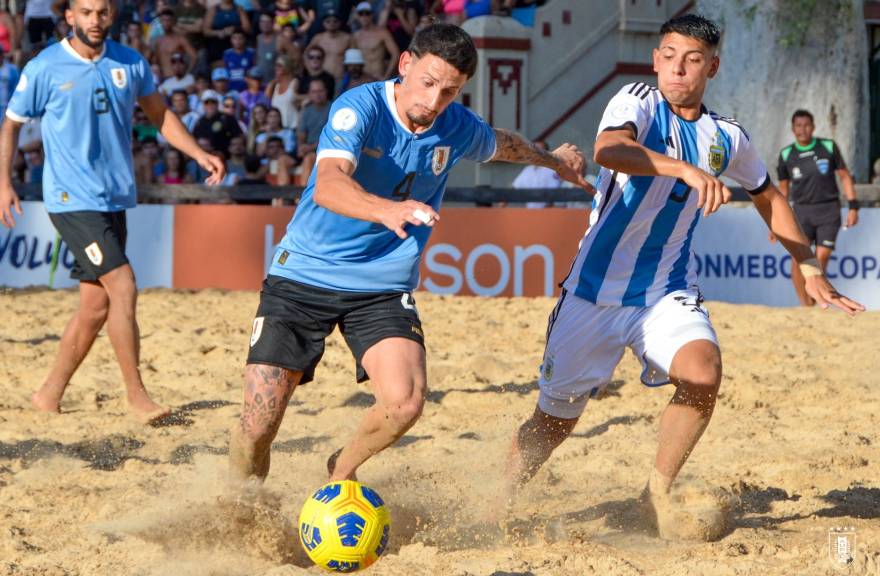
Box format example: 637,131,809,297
295,45,334,106
275,0,312,35
307,11,350,82
255,11,279,82
256,106,296,155
380,0,419,52
246,102,269,154
266,54,298,128
159,53,196,98
338,48,376,93
511,140,562,208
223,29,255,92
239,67,271,123
264,135,296,186
204,0,251,64
194,90,244,155
24,0,55,49
124,21,152,61
155,9,197,78
351,2,398,80
0,45,19,117
175,0,207,55
295,78,330,183
0,7,17,58
773,109,859,306
170,89,200,132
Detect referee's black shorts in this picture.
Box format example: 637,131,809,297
246,275,425,384
792,201,841,250
49,210,129,282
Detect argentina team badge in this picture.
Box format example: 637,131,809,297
111,68,127,89
708,132,726,175
432,146,450,175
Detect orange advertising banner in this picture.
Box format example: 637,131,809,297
171,206,589,296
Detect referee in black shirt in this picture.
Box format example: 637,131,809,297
773,109,859,306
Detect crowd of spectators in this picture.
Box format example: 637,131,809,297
0,0,546,193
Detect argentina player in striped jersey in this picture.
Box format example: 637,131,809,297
504,14,864,540
229,24,590,486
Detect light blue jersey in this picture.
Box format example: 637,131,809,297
270,80,497,292
6,39,156,213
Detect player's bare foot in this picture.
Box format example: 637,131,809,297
326,447,358,481
128,396,171,424
638,484,731,541
30,389,62,413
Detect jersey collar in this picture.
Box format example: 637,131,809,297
61,37,107,64
384,79,436,135
794,138,816,152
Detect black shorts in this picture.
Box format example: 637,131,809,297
246,275,425,384
793,201,841,250
48,211,129,282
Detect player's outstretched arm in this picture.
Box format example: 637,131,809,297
0,117,23,228
750,183,864,316
492,128,591,192
313,157,439,240
138,93,226,186
595,127,731,216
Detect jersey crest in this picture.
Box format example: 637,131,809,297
708,131,725,175
111,68,127,89
432,146,450,175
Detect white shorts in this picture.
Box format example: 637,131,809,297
538,288,718,419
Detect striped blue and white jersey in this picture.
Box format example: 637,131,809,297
563,82,770,307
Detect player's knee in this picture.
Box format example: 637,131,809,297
384,394,424,430
80,301,109,328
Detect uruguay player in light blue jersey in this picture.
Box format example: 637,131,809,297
0,0,225,424
505,14,864,540
230,23,590,486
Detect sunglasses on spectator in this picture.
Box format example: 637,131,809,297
358,11,371,15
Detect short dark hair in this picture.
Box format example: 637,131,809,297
407,23,478,78
791,109,814,124
659,14,722,48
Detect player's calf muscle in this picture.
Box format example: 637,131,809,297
240,364,296,437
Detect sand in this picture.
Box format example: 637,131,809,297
1,287,878,575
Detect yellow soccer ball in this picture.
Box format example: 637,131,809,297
298,480,391,572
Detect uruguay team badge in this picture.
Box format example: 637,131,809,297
432,146,450,175
111,68,127,89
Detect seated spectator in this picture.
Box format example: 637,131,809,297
240,67,271,124
296,45,335,107
135,136,161,185
256,106,296,156
381,0,420,52
155,8,197,78
256,11,280,82
159,53,196,98
264,135,296,186
188,137,218,182
246,102,270,155
306,11,351,83
226,134,248,183
296,78,331,184
265,54,298,129
193,90,244,155
159,148,192,184
202,67,239,114
223,28,256,92
133,106,159,141
222,94,248,133
169,89,200,133
352,2,399,81
204,0,251,64
339,48,376,93
511,140,562,208
240,154,268,186
189,73,211,113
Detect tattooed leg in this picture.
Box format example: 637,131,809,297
229,364,302,484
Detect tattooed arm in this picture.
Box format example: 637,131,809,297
491,128,591,191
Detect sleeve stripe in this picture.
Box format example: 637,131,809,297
316,149,357,168
746,173,772,195
5,109,30,123
483,135,498,163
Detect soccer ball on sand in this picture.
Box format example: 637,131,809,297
298,480,391,572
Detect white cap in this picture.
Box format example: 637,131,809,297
343,48,365,66
355,1,373,12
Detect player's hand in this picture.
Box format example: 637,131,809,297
804,275,865,317
846,208,859,228
551,143,591,191
378,199,439,240
198,152,226,186
682,165,732,217
0,185,22,228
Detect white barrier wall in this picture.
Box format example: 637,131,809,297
0,202,174,289
693,205,879,309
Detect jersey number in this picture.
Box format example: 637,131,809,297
94,88,110,115
392,172,416,201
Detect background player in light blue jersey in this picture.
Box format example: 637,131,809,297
229,23,590,485
503,14,864,540
0,0,225,424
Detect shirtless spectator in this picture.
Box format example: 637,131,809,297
175,0,207,52
159,53,196,98
295,45,335,106
351,1,398,80
307,11,350,82
338,48,376,92
124,21,152,61
295,78,330,184
264,136,296,187
380,0,420,52
155,9,197,78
